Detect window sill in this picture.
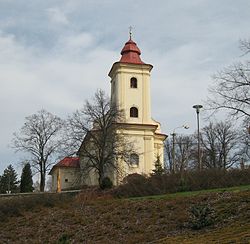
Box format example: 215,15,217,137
129,164,139,168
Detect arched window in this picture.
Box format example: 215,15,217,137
130,77,137,88
130,107,138,118
130,153,139,166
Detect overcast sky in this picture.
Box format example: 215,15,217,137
1,0,250,175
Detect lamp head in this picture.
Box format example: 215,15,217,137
193,104,203,113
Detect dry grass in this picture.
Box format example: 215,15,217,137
155,221,250,244
0,187,249,243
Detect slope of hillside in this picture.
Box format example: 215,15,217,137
0,186,249,243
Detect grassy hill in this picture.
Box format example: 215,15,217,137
0,185,249,243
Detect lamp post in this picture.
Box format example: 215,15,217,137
192,104,203,171
171,124,189,173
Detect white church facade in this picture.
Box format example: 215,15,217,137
50,35,167,191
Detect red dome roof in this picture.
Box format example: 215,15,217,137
119,38,144,64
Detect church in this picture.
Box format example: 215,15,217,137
49,34,167,192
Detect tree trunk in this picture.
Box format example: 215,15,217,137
40,171,45,192
98,165,105,188
39,160,46,192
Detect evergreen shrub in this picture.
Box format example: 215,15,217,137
100,177,113,190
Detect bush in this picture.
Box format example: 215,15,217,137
100,177,113,190
58,233,71,244
122,173,147,184
113,174,150,197
188,203,215,230
113,168,250,198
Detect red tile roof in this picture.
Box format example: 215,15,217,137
49,157,80,174
56,157,80,168
119,38,145,64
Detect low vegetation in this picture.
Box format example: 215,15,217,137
113,168,250,198
0,185,249,243
0,193,74,221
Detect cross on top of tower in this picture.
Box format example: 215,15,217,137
129,26,133,40
118,28,145,64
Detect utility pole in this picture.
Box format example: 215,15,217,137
192,104,203,171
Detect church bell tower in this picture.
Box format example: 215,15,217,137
109,35,153,124
108,33,167,182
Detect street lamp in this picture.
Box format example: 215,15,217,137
171,124,189,173
192,104,203,171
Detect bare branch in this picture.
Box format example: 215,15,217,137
206,59,250,120
65,89,134,187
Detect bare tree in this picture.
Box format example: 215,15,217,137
12,110,63,192
62,109,87,156
240,38,250,55
238,118,250,168
200,123,218,169
201,121,239,169
164,134,195,173
164,140,173,172
207,40,250,120
174,135,195,173
66,90,133,187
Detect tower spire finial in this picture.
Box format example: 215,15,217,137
129,26,133,40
